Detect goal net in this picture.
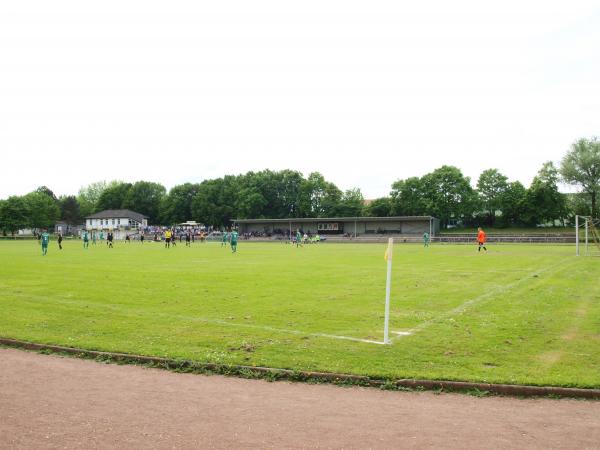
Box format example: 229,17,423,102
575,215,600,256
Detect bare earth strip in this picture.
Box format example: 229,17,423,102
1,348,599,449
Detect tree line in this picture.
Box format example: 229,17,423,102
0,137,598,233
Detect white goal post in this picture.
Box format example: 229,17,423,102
575,215,600,256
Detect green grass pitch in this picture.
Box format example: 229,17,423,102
0,239,598,388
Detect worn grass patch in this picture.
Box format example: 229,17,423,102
0,240,598,388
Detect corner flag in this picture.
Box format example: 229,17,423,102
384,238,393,261
383,238,393,344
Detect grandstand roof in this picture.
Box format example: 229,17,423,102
233,216,435,223
86,209,148,221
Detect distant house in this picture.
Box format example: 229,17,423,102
85,210,148,239
55,221,84,236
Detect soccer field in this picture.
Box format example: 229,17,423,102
0,240,598,388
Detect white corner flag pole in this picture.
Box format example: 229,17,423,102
384,237,393,344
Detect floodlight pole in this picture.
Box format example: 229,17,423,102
384,237,393,344
575,215,579,256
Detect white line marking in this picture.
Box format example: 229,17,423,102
391,258,575,342
168,315,388,345
2,293,386,345
4,258,575,347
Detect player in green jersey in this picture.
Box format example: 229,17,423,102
423,231,430,247
296,230,302,248
40,229,50,255
221,231,228,247
92,232,97,245
230,229,238,253
83,230,89,249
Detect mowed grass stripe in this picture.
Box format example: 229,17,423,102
0,240,598,387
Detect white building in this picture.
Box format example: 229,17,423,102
85,209,148,239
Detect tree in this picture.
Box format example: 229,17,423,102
58,195,82,225
420,166,477,228
23,192,60,230
560,137,600,217
332,188,364,217
524,162,567,225
477,169,508,226
160,183,201,224
191,178,237,227
275,170,305,218
298,172,342,217
0,196,30,234
390,177,427,216
498,181,528,226
122,181,166,224
35,186,58,201
77,181,108,218
96,181,132,211
365,197,392,217
234,171,270,219
566,193,590,220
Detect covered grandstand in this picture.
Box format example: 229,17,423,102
232,216,439,238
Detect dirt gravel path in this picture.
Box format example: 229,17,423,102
1,347,599,449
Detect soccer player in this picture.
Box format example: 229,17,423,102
40,229,50,255
92,232,97,245
230,229,238,253
423,231,430,247
57,233,63,250
165,229,172,248
83,230,89,249
221,230,228,247
107,231,114,248
296,229,302,247
125,234,131,244
185,231,191,247
477,227,487,252
140,233,144,244
171,230,177,247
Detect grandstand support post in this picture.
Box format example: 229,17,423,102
576,215,579,256
383,238,393,344
354,219,357,238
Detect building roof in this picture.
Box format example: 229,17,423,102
86,209,148,221
232,216,435,224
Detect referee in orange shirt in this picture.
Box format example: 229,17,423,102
477,227,487,252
